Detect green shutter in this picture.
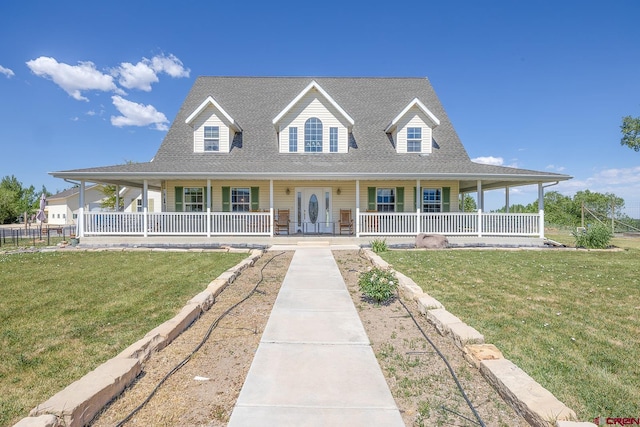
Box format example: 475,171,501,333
175,186,183,212
413,186,418,211
396,187,404,213
222,187,230,212
203,187,207,209
442,187,450,212
251,187,260,211
367,187,376,211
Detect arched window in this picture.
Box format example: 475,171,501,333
304,117,323,152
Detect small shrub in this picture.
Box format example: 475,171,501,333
359,267,398,303
370,238,388,253
572,223,613,249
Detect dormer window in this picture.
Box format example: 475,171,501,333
185,96,241,154
304,118,323,153
386,98,439,154
289,127,298,152
204,126,220,151
407,127,421,152
273,81,354,154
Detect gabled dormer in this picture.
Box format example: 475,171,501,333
386,98,440,154
185,96,242,153
272,80,354,154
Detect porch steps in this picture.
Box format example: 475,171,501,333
296,240,331,247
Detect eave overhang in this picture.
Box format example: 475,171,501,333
385,98,440,133
185,96,242,132
272,80,355,130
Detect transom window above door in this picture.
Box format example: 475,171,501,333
305,117,323,152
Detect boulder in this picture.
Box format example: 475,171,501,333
415,233,448,249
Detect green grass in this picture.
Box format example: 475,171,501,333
0,250,245,427
382,248,640,419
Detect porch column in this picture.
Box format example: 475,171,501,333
207,179,211,237
538,182,545,239
416,180,421,234
355,180,360,238
505,186,510,213
460,192,465,212
143,180,148,237
477,180,483,237
269,180,274,237
115,185,120,212
78,181,85,238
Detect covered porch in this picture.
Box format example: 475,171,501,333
71,178,549,241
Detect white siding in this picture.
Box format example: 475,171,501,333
277,89,350,153
192,105,232,153
395,107,433,154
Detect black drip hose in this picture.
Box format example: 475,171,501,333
358,248,486,427
396,292,487,427
113,251,286,427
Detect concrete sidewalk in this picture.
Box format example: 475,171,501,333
228,247,404,426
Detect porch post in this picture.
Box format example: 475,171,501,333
538,182,544,238
416,180,421,234
115,185,120,212
207,179,211,237
269,180,274,237
355,180,360,238
460,192,464,212
78,181,85,238
505,186,510,213
143,180,148,237
477,180,483,237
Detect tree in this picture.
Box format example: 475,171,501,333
99,185,124,211
461,194,477,212
0,175,39,224
620,116,640,151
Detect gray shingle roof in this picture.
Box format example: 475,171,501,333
51,76,571,190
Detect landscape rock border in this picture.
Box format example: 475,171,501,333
362,248,595,427
14,248,264,427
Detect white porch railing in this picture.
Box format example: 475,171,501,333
83,211,273,236
358,212,540,237
82,211,539,237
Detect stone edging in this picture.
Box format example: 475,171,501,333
362,248,595,427
13,249,264,427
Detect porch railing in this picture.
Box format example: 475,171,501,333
358,211,540,237
83,211,273,236
81,211,540,238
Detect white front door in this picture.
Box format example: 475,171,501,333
295,187,332,234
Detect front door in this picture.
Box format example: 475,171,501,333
295,187,332,234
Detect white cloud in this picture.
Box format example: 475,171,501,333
546,164,566,172
86,110,96,116
0,65,15,78
113,53,190,91
26,57,121,101
150,53,190,78
110,95,168,131
114,61,158,91
472,156,504,166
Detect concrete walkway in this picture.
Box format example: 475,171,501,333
227,247,404,426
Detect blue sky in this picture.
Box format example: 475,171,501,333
1,0,639,215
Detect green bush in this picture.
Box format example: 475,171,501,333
572,223,613,249
370,238,388,253
358,267,398,303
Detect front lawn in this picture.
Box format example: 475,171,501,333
0,250,246,427
381,248,640,420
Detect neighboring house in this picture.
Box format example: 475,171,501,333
46,185,160,225
51,76,571,240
